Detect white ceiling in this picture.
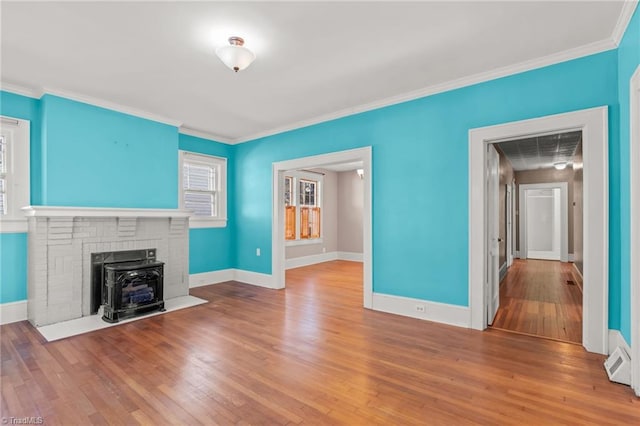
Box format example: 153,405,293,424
0,1,630,144
496,131,582,171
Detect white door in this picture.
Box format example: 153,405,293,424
487,145,500,325
506,184,513,267
525,188,561,261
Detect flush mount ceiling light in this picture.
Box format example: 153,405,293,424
554,161,568,170
215,36,256,73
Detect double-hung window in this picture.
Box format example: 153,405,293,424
179,151,227,228
0,116,30,233
285,172,322,244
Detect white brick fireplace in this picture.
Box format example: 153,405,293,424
23,206,191,326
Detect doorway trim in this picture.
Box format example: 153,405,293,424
630,65,640,395
518,182,569,262
271,147,373,308
469,106,608,354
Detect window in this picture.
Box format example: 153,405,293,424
179,151,227,228
285,172,322,244
0,116,30,233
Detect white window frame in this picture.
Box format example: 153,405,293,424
285,170,323,246
178,150,227,228
0,116,30,233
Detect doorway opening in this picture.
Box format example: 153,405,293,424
469,107,608,354
282,163,366,299
271,147,372,308
488,134,580,344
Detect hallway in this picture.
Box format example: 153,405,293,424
491,259,583,344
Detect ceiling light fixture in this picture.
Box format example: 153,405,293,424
554,162,568,170
215,36,256,73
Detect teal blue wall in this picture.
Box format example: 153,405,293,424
0,233,27,303
616,7,640,343
0,92,38,304
0,21,636,337
40,95,179,208
235,50,618,307
179,134,235,274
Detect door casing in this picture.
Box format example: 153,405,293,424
469,106,608,354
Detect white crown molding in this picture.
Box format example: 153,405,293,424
233,38,616,144
41,87,183,128
611,1,639,46
179,126,233,145
22,206,192,218
0,82,40,99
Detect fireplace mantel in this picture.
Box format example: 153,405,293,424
22,206,192,219
24,207,190,326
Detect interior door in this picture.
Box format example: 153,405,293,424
487,145,500,325
506,184,513,267
525,188,561,260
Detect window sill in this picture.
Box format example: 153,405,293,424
189,217,227,229
285,238,323,247
0,218,28,233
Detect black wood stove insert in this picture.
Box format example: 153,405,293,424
91,249,165,323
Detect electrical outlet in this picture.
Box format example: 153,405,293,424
256,248,261,256
322,247,326,253
415,304,426,313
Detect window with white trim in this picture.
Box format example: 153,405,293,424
0,116,30,232
285,172,322,244
179,151,227,228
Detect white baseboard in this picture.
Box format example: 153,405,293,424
516,251,521,258
234,269,275,289
285,251,338,269
0,300,27,325
337,251,363,262
189,269,235,288
371,293,470,328
499,262,508,282
568,253,575,262
189,269,275,290
608,329,631,357
573,262,584,279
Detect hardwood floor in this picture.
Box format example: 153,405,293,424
2,260,638,425
491,259,583,344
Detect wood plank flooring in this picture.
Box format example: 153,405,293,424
491,259,583,344
2,260,638,425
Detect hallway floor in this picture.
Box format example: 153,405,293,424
491,259,583,344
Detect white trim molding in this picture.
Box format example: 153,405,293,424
371,293,470,329
22,206,192,218
609,329,632,357
611,1,639,46
42,87,183,128
272,147,373,306
0,300,27,325
469,106,609,355
630,65,640,396
234,269,274,289
233,41,615,145
0,82,39,98
285,252,338,270
337,251,364,262
1,116,30,230
0,219,27,233
518,182,569,262
189,270,235,288
179,126,232,145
